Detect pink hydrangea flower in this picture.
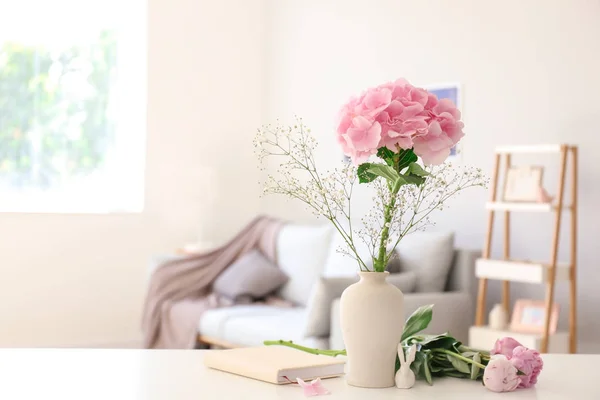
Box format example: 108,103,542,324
336,78,464,165
483,355,520,392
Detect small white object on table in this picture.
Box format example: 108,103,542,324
0,349,597,399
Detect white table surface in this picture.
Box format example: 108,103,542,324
0,349,598,399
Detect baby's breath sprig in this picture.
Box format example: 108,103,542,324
254,119,487,272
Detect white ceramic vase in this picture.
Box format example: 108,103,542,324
340,271,405,388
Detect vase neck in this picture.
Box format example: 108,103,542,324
357,271,389,283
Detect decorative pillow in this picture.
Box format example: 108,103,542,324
275,224,334,306
396,231,455,292
303,272,417,337
213,250,288,301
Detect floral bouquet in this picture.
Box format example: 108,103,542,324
256,78,489,389
255,78,487,272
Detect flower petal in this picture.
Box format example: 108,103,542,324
296,378,330,397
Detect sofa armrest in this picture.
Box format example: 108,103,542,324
329,291,473,350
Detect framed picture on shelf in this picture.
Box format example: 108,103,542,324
510,299,559,334
503,166,544,202
425,83,462,160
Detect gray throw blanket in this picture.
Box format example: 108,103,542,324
142,216,284,349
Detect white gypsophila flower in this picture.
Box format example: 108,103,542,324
255,119,487,271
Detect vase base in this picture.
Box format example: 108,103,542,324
345,377,395,389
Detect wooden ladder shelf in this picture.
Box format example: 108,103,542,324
474,144,578,353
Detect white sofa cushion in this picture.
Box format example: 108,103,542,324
199,305,286,338
275,224,333,305
199,305,328,349
303,272,417,337
396,231,455,292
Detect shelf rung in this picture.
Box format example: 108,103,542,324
476,258,571,284
486,202,558,212
495,144,566,154
469,326,569,353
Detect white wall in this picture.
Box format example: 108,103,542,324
0,0,265,347
261,0,600,352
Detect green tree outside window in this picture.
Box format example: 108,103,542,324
0,30,117,189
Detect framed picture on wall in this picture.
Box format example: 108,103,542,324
424,83,463,160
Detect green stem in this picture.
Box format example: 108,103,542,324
375,183,400,272
264,340,346,357
458,345,491,360
432,349,486,370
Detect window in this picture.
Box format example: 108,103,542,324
0,0,146,213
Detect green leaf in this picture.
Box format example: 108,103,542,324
444,371,471,379
398,162,429,187
376,147,396,166
403,174,426,186
452,341,464,353
447,354,471,374
397,149,418,170
357,163,377,183
417,334,458,350
423,353,433,385
429,364,444,373
410,350,425,377
409,333,446,345
367,163,401,184
470,353,481,380
392,174,408,192
406,162,430,177
401,304,433,341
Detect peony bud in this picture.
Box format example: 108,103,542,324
491,337,523,358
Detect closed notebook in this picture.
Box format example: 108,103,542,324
203,346,346,384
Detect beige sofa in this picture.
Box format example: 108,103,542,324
150,224,478,350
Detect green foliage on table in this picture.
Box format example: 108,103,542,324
265,304,491,385
397,305,490,385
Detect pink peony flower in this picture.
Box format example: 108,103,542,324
336,78,464,165
483,355,520,392
490,337,544,389
510,346,544,388
491,337,523,358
